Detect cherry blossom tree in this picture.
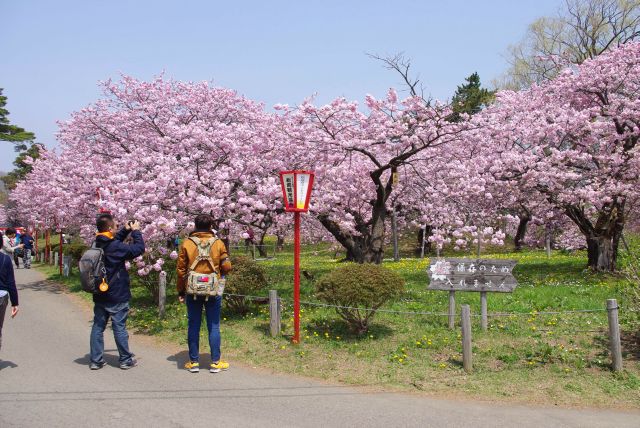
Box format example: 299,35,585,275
276,90,469,263
474,42,640,271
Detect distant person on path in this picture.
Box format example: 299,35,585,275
0,234,19,352
20,231,34,269
89,215,145,370
177,214,231,373
1,229,24,269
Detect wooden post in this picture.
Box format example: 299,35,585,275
54,252,58,267
159,272,167,318
392,205,399,262
461,305,472,373
607,299,623,372
448,291,455,329
63,256,70,277
480,291,488,331
269,289,281,337
545,230,552,258
420,225,427,259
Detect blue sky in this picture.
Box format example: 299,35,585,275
0,0,562,172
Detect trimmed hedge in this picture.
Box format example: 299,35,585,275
224,256,268,314
316,263,404,334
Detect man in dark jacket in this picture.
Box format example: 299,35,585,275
0,235,19,352
89,214,145,370
21,231,34,269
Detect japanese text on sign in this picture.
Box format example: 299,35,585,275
427,258,518,293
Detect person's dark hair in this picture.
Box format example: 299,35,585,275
96,214,114,233
5,228,16,237
194,214,214,231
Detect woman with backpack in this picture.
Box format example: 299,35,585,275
176,214,232,373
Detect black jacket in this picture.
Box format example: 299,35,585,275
93,228,145,305
0,253,18,306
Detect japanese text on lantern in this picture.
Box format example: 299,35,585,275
295,173,309,209
283,174,294,208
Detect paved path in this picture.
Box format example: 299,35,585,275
0,268,638,428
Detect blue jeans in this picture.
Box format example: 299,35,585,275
186,295,221,363
90,301,134,364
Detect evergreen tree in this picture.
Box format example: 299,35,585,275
0,88,40,190
448,72,495,122
0,88,35,148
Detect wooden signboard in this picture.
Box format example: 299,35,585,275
428,258,518,331
428,258,517,292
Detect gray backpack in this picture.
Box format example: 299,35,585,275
78,242,107,294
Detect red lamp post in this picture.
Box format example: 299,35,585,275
279,170,315,344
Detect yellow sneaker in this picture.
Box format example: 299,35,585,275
210,361,229,373
184,361,200,373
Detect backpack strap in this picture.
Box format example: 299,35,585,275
188,237,218,272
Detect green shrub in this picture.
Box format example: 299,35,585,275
315,263,404,335
225,256,268,314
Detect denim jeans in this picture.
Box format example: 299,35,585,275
23,249,32,268
90,301,134,364
186,295,221,363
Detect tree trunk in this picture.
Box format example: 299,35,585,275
318,207,386,264
276,234,285,251
565,200,625,273
362,202,386,263
514,212,531,252
257,231,268,257
586,235,615,272
415,225,433,257
391,205,399,261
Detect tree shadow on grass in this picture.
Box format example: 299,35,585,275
298,318,394,342
593,332,640,366
447,357,464,369
250,317,394,342
593,330,640,361
621,330,640,360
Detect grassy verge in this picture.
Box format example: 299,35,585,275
36,240,640,408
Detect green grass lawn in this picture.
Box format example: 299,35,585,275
37,237,640,408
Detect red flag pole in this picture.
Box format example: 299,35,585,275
293,211,301,344
59,230,63,275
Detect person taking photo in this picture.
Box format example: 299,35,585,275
89,215,145,370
